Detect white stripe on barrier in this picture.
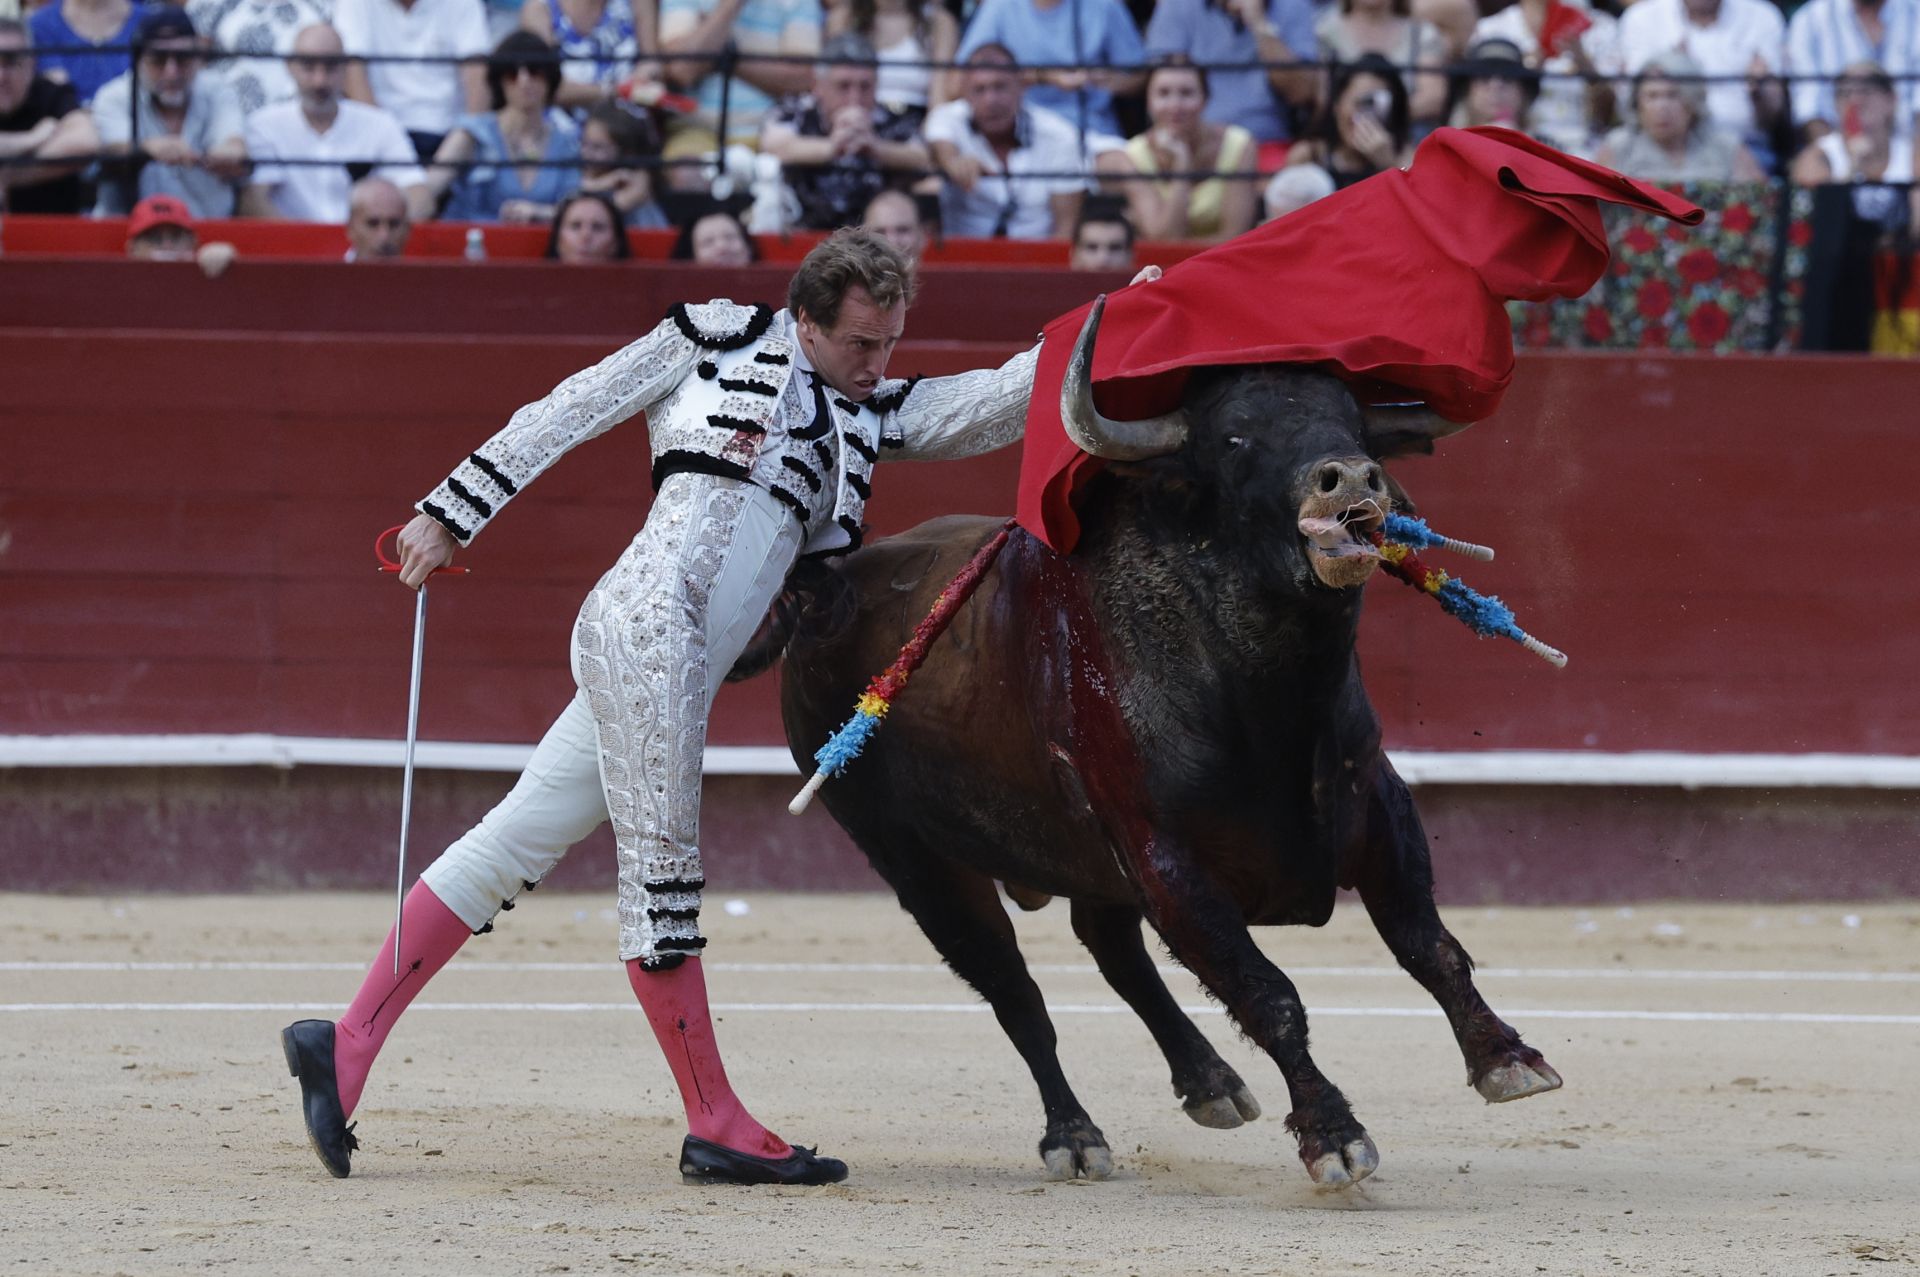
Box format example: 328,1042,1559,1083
1,1000,1917,1025
5,734,1920,787
3,960,1916,983
2,960,1915,982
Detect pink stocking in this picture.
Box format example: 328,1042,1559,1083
332,881,472,1118
627,957,791,1159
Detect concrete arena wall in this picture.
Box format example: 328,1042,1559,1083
4,259,1918,899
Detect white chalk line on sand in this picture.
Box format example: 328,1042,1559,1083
2,1001,1918,1026
2,960,1916,984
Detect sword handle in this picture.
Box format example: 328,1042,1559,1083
375,524,470,576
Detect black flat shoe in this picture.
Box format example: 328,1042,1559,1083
281,1019,358,1178
679,1135,848,1186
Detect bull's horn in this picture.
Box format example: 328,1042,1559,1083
1360,402,1473,459
1060,295,1189,461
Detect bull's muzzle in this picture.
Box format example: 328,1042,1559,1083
1297,459,1390,589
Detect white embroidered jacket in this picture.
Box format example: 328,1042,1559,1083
419,299,1040,558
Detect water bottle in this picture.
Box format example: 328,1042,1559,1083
463,227,487,261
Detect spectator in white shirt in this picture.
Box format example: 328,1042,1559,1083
1785,0,1920,138
1618,0,1785,140
333,0,493,159
923,43,1085,240
188,0,332,115
242,25,432,222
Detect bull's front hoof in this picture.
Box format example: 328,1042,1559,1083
1302,1134,1379,1189
1475,1058,1564,1104
1039,1117,1111,1181
1183,1085,1263,1130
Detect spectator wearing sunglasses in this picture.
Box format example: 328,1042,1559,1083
242,24,430,222
90,7,249,217
425,31,582,222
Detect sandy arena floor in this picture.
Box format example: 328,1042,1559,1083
2,891,1917,1276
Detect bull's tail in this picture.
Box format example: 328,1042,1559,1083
723,558,857,684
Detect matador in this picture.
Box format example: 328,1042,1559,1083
282,229,1046,1187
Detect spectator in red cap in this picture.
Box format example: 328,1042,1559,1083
125,193,239,276
91,6,249,216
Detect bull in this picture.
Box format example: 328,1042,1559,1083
765,302,1563,1186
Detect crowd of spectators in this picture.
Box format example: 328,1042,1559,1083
2,0,1918,250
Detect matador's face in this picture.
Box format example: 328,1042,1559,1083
797,287,905,403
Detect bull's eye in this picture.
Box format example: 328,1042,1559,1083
1225,434,1246,448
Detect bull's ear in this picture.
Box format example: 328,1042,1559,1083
1361,404,1472,460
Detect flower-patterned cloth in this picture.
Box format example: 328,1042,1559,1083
1510,181,1815,353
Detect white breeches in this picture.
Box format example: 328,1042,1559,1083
420,473,805,964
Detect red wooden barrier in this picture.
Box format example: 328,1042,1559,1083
4,258,1918,898
6,330,1917,755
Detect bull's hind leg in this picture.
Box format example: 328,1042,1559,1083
1355,768,1563,1103
1070,900,1262,1130
871,850,1111,1180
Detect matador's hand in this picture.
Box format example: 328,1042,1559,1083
397,514,457,590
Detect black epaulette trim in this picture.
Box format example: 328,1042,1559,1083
652,451,750,490
656,935,710,953
810,439,835,470
668,301,774,351
420,500,472,544
769,486,812,526
646,906,701,922
469,452,518,494
697,359,718,380
707,413,768,436
781,455,823,492
718,375,776,396
846,472,870,500
838,515,863,547
832,395,860,416
789,414,831,442
845,434,878,464
753,350,790,365
867,375,921,417
446,476,492,519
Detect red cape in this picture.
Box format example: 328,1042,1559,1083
1015,127,1703,552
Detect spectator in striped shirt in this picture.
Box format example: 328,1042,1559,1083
1785,0,1920,138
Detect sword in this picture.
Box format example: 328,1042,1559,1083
376,526,468,974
